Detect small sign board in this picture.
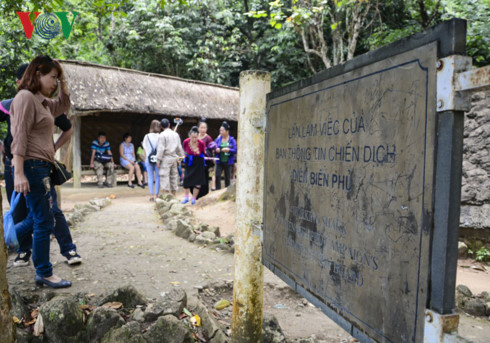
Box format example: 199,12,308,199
263,42,438,343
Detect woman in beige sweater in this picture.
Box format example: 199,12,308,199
10,55,72,288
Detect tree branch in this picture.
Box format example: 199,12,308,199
417,0,430,28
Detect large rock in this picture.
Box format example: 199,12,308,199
131,308,145,323
191,299,221,339
9,287,30,320
456,291,466,309
67,211,84,226
160,193,176,202
98,285,147,308
456,284,473,297
202,231,216,241
458,242,468,258
262,313,287,343
144,302,165,322
74,203,95,215
86,307,125,342
175,220,193,240
196,233,214,244
39,294,84,343
160,212,173,222
464,299,487,316
165,219,179,231
16,328,33,343
102,321,145,343
143,315,194,343
210,226,221,238
225,233,235,245
198,223,210,232
169,204,190,216
90,198,111,208
144,289,187,322
210,329,230,343
86,203,101,212
161,288,187,317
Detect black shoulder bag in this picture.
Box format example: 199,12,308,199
51,160,72,185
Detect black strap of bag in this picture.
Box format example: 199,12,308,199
148,138,158,164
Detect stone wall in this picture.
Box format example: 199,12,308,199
460,90,490,244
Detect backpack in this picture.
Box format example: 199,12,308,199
148,138,157,164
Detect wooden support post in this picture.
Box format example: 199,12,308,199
72,115,81,188
232,71,271,343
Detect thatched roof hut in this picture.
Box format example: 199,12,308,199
61,60,239,120
60,60,239,187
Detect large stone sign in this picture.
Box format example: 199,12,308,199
263,43,438,343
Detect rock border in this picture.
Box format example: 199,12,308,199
11,284,287,343
65,197,112,228
154,194,235,253
456,284,490,317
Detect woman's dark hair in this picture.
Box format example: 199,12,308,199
221,121,230,131
18,55,63,93
188,126,199,136
161,118,170,129
16,63,29,80
123,133,132,140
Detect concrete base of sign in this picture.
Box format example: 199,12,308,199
423,310,469,343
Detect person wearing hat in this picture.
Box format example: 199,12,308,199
156,118,184,195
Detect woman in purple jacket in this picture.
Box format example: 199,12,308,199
214,121,237,190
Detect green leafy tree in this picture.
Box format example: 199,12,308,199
442,0,490,66
252,0,381,72
366,0,489,67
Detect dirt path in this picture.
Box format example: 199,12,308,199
4,184,490,342
5,185,349,341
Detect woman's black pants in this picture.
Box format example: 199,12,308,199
215,164,232,189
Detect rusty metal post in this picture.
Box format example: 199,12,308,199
232,71,271,342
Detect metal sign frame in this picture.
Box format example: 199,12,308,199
263,19,467,343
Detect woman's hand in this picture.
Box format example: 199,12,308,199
222,148,229,153
14,174,30,196
216,148,220,153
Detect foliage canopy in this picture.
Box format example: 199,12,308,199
0,0,488,101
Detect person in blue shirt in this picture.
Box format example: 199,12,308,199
89,132,115,188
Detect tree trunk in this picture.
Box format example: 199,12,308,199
0,191,15,343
